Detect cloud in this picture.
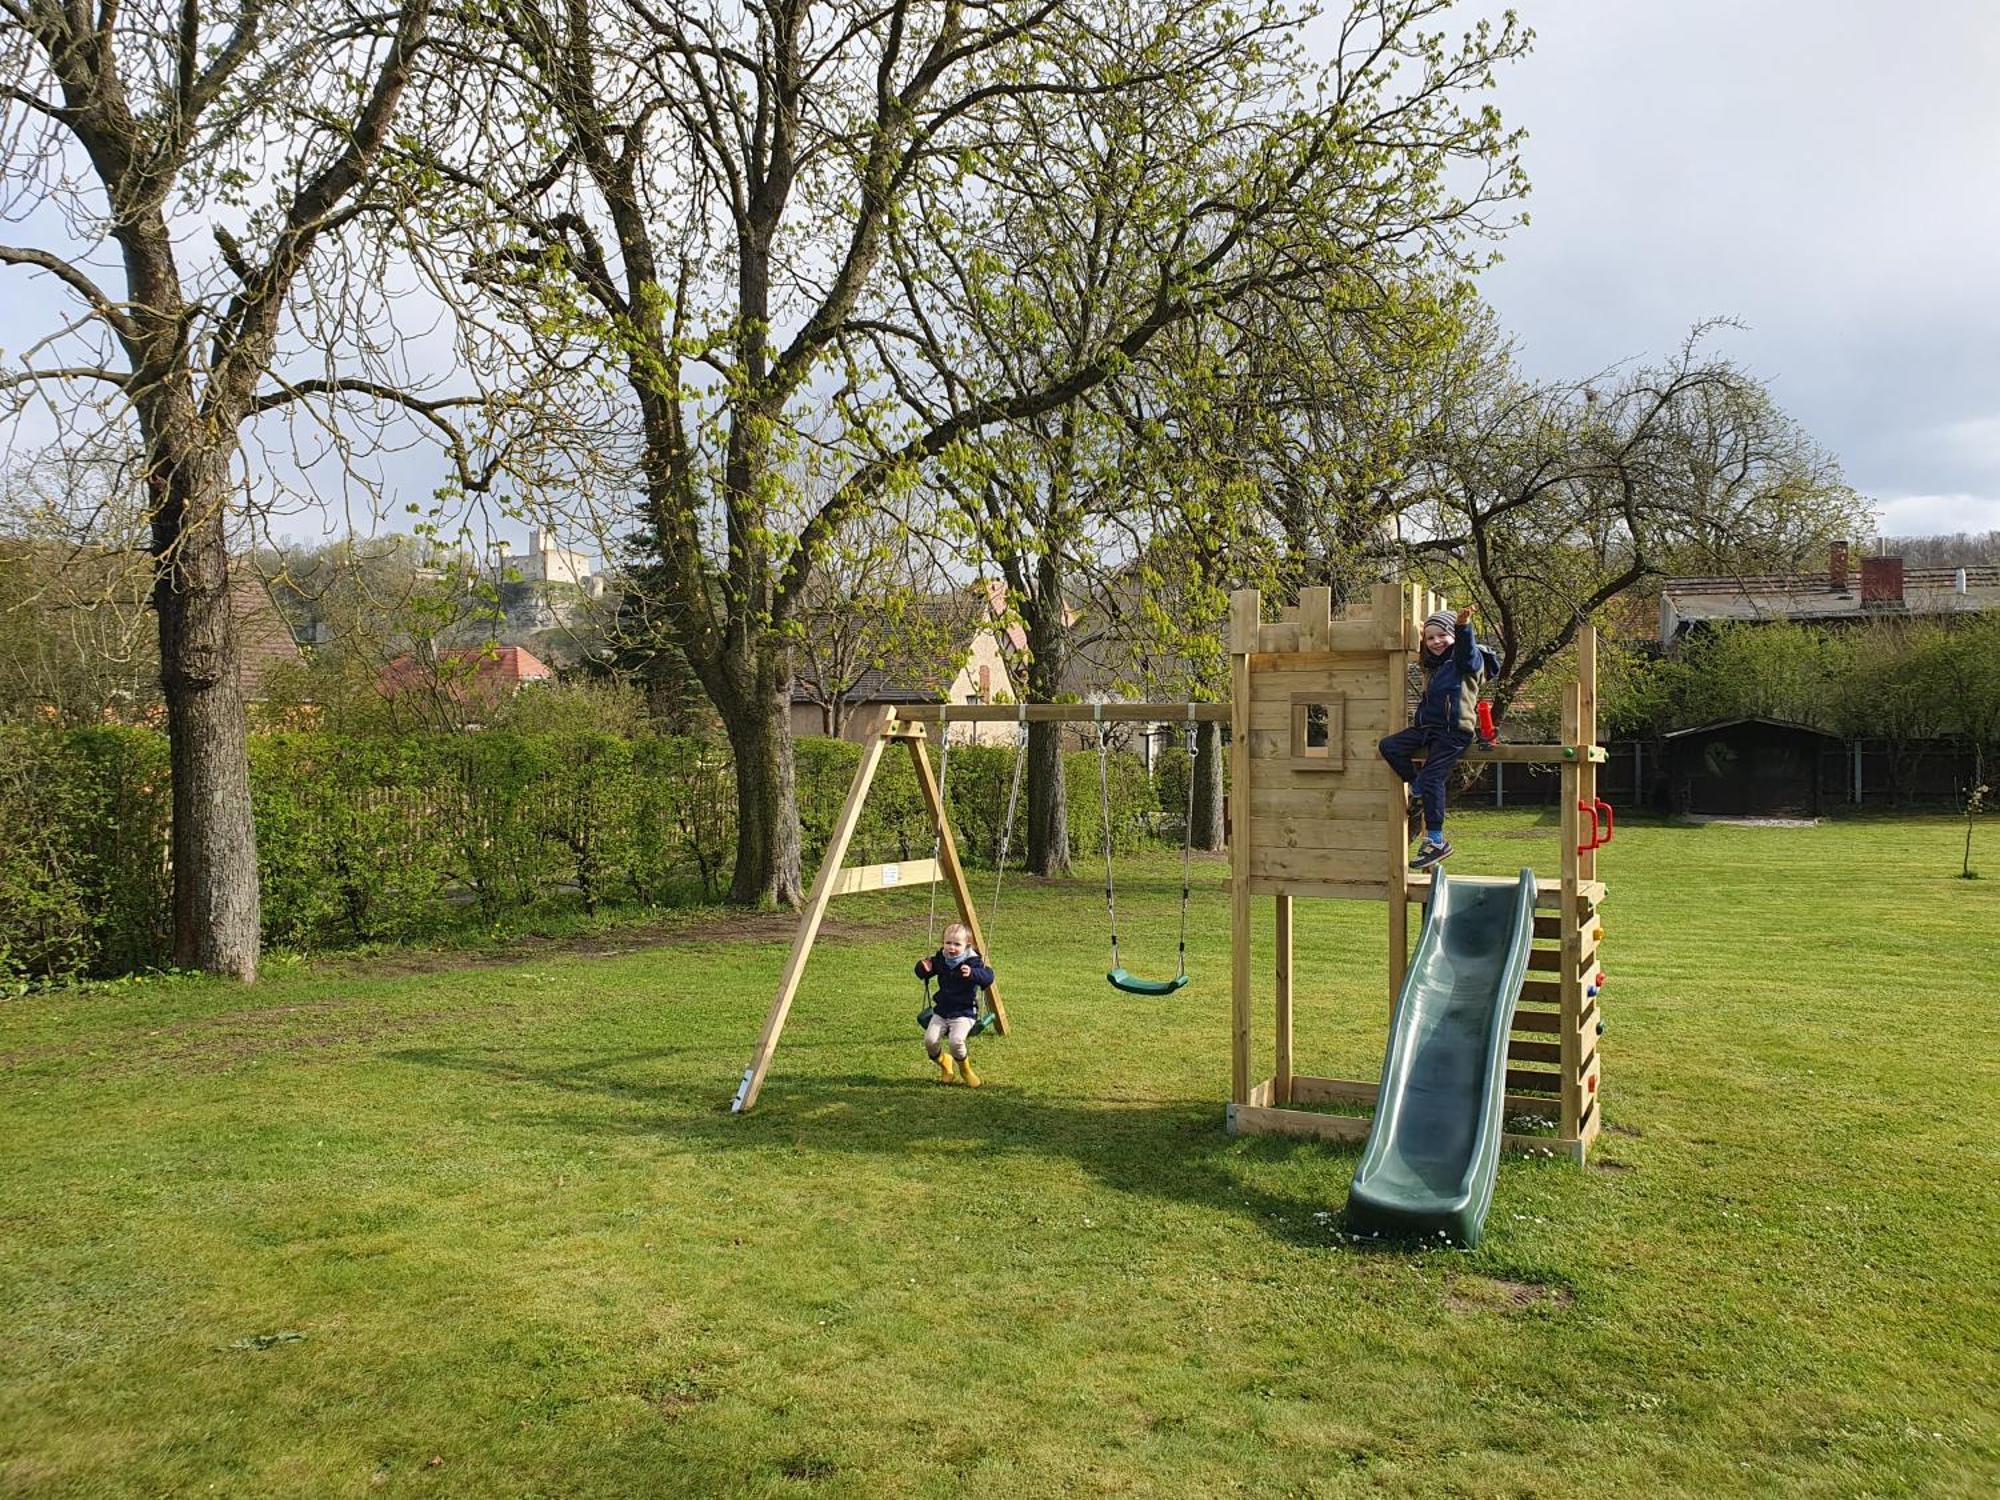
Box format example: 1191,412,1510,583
1414,0,2000,536
1873,494,2000,537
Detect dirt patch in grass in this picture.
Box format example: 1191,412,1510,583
4,998,528,1079
165,1001,521,1073
319,908,901,981
4,908,904,1078
1443,1275,1576,1315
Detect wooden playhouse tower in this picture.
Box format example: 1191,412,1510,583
1223,583,1611,1163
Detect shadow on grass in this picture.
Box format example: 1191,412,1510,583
390,1044,1361,1250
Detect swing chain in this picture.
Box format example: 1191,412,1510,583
990,704,1028,936
1177,704,1197,978
1096,704,1120,974
921,704,953,998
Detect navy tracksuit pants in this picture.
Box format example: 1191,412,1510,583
1379,724,1473,836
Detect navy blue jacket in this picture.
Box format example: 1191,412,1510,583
916,949,994,1019
1414,620,1501,733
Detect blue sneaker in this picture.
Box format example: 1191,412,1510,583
1409,837,1452,871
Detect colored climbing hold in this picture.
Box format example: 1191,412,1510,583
1593,926,1605,941
1562,746,1576,759
1587,1073,1598,1093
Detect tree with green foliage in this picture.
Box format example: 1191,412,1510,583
887,3,1526,872
1831,619,1955,804
1107,277,1488,848
1922,613,2000,868
404,0,1367,900
1616,621,1845,735
786,505,990,741
399,0,1530,898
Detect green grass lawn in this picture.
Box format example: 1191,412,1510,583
3,810,1996,1497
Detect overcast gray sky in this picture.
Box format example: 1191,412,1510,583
1438,0,2000,537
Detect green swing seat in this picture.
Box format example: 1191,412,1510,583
1093,711,1200,1001
917,1005,1003,1036
1106,968,1190,996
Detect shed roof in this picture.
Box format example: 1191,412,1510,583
1661,716,1843,743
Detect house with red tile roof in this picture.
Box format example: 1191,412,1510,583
376,643,554,718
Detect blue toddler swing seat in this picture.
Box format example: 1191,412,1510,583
1096,705,1197,996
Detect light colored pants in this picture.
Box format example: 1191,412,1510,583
925,1013,976,1060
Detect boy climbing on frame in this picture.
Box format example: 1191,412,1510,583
915,923,993,1087
1378,604,1500,871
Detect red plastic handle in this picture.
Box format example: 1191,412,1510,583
1594,799,1615,846
1576,800,1600,856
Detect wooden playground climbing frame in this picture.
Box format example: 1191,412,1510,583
1223,582,1607,1163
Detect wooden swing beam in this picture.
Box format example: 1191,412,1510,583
890,703,1231,724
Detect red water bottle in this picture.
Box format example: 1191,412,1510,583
1476,699,1497,748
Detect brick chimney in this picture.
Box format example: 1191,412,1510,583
1860,555,1904,608
1829,540,1849,593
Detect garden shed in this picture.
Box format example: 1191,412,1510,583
1661,717,1844,817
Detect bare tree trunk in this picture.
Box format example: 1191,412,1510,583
1020,596,1072,875
150,436,260,979
712,655,803,906
1025,718,1070,876
1191,717,1225,851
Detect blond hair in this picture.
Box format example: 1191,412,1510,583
943,922,973,946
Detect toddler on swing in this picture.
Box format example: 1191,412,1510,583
915,922,994,1087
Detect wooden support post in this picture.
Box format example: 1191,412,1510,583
1229,588,1258,1106
1274,894,1294,1106
1386,640,1410,1001
1576,626,1601,1158
1579,626,1601,884
905,732,1009,1036
732,729,893,1113
1558,681,1586,1145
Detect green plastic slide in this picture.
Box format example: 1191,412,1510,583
1344,868,1537,1248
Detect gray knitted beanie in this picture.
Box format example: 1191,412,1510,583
1424,609,1457,637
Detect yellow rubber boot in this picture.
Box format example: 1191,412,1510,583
956,1055,981,1089
934,1052,956,1083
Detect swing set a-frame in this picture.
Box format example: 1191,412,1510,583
728,701,1229,1114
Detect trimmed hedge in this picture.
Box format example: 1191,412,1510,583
0,728,1164,983
0,728,171,987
